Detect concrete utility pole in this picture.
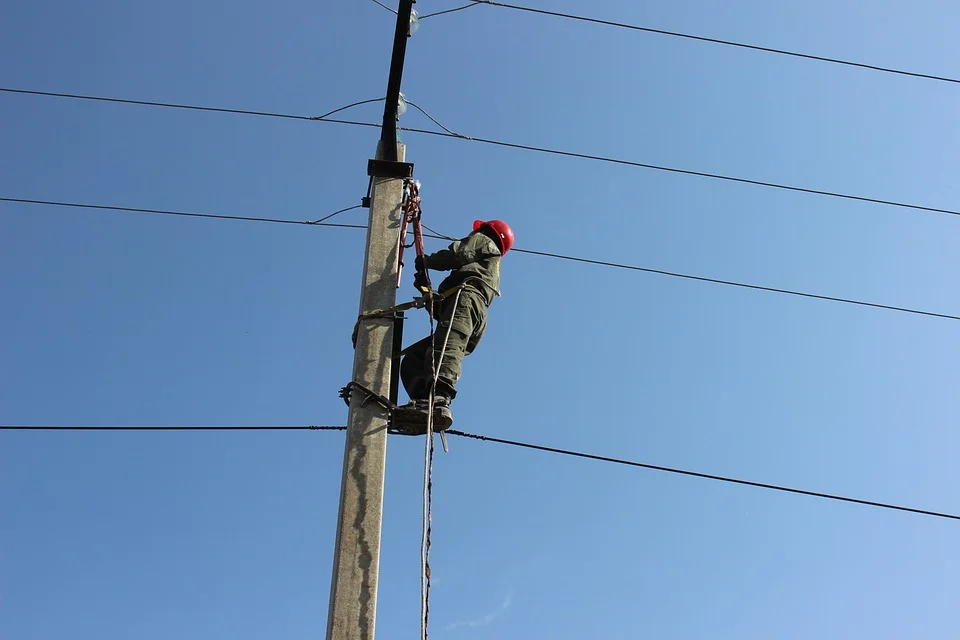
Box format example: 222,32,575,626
326,2,417,639
325,142,405,640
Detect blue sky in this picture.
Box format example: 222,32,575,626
2,0,959,638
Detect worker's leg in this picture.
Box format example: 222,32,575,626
395,292,487,431
434,291,487,401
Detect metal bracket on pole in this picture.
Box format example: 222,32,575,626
367,159,415,179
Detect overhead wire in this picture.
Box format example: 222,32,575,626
368,0,398,14
508,246,960,322
0,197,367,230
309,204,365,224
5,86,960,221
0,425,347,431
419,3,482,20
4,424,958,522
444,430,960,522
404,126,960,220
404,100,469,138
5,196,958,322
314,97,384,121
0,87,383,127
472,0,960,86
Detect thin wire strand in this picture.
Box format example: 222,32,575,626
405,100,470,138
415,225,960,322
419,3,482,19
309,204,364,224
1,197,368,230
1,425,346,431
475,0,960,85
5,196,958,322
421,223,456,241
6,86,960,220
446,430,960,522
368,0,398,14
313,97,384,121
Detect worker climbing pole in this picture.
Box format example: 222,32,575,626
324,6,514,637
340,175,515,640
389,181,516,640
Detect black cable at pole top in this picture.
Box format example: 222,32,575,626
381,0,417,161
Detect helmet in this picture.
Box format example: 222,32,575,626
473,219,515,255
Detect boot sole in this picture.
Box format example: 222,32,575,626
390,408,452,433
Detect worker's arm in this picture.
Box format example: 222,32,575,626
422,233,501,271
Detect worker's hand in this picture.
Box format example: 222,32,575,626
414,255,426,272
413,270,430,292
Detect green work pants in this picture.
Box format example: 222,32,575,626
400,289,488,401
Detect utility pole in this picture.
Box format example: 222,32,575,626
326,2,416,639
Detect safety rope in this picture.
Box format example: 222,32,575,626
402,179,437,640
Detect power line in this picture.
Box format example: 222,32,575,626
474,0,960,86
5,196,958,323
309,204,365,225
405,126,960,220
5,424,957,522
0,87,382,127
419,3,481,20
1,425,346,431
368,0,397,14
314,97,384,121
0,197,367,230
6,86,960,221
421,220,960,321
404,100,467,137
445,430,960,522
508,246,960,322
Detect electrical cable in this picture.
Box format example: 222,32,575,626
0,197,367,230
446,430,960,522
473,0,960,85
6,86,958,221
5,196,957,322
419,3,482,20
5,424,956,522
368,0,397,14
1,425,346,431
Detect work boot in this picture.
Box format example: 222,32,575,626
391,398,452,433
396,399,428,412
432,396,453,431
393,399,429,420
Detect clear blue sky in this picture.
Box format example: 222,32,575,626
2,0,959,638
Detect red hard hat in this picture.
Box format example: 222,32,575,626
473,219,515,255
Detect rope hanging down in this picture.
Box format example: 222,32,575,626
401,179,441,640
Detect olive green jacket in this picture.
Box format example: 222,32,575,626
423,232,501,305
